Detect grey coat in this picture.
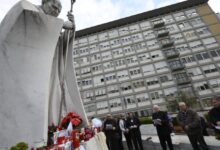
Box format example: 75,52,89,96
177,109,202,135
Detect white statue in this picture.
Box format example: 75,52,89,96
0,0,88,148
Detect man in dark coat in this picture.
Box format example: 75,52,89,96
208,97,220,137
152,105,174,150
177,102,209,150
103,114,120,150
126,112,144,150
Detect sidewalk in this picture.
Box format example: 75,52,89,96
142,134,220,146
123,134,220,150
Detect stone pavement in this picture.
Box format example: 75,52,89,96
122,125,220,150
123,135,220,150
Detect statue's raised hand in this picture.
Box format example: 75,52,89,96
67,11,74,22
63,12,75,30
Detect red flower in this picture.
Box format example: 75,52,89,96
60,112,82,129
71,118,82,127
71,130,81,149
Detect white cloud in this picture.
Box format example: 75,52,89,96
73,0,121,30
115,0,156,17
208,0,220,13
156,0,185,8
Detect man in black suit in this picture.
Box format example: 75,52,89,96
103,114,120,150
152,105,174,150
126,112,144,150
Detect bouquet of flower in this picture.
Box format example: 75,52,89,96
61,112,82,129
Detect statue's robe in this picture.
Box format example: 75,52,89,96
0,0,87,148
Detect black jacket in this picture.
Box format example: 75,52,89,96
208,107,220,133
103,118,118,137
152,111,171,135
126,116,141,131
208,107,220,126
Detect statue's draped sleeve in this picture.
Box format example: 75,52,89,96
0,0,87,147
48,29,88,127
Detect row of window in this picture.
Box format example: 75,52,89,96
85,88,174,112
84,76,220,113
76,47,220,78
84,85,200,112
181,48,220,64
74,37,218,67
75,9,199,48
81,63,220,100
81,74,174,100
79,62,220,97
74,17,207,57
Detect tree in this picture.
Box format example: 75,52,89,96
177,91,198,108
166,91,198,112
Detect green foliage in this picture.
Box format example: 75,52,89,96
139,117,153,124
10,142,28,150
177,91,197,107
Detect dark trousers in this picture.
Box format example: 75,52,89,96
106,134,122,150
130,129,144,150
188,133,209,150
106,136,112,150
158,133,174,150
119,132,124,150
124,132,133,150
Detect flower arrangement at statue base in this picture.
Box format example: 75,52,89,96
43,112,97,150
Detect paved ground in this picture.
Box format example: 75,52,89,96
123,135,220,150
140,134,220,146
122,125,220,150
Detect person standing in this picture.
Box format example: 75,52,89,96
119,114,133,150
177,102,209,150
126,112,144,150
103,114,120,150
152,105,174,150
208,97,220,137
116,116,124,150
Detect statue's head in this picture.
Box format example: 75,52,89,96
41,0,62,17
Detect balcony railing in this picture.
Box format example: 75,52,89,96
161,38,174,48
157,29,169,38
152,19,165,28
176,77,191,85
169,63,185,71
164,49,180,59
165,95,177,102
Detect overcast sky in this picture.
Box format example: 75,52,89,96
0,0,219,30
